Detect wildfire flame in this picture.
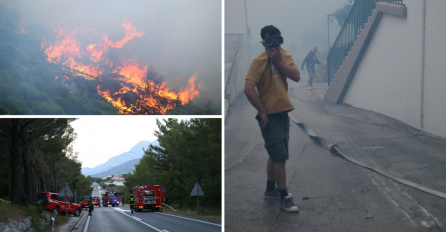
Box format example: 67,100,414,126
40,17,200,114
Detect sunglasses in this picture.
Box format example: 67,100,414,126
261,35,284,47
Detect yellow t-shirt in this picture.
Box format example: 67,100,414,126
246,47,299,114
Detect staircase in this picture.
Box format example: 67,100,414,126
325,0,407,104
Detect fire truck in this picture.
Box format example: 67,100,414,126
133,185,164,212
102,190,120,207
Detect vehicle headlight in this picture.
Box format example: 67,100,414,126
117,201,119,203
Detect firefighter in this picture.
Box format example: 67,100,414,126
88,196,93,216
122,197,125,206
129,194,135,214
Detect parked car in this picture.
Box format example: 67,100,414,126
35,192,49,205
80,196,90,209
35,192,81,217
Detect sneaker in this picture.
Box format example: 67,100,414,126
264,188,293,199
308,86,312,90
279,196,299,212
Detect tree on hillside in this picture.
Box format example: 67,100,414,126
0,118,92,206
124,118,221,209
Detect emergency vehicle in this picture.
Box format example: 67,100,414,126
133,185,164,212
35,192,81,216
102,190,120,207
93,197,101,207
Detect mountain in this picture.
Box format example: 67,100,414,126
81,140,156,176
91,159,141,178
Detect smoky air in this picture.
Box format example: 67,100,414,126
0,0,221,115
225,0,347,66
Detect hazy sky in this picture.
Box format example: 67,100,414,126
225,0,347,55
70,117,169,169
0,0,221,103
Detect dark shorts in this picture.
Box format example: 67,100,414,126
255,112,290,163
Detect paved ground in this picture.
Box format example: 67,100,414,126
74,205,221,232
225,80,446,232
93,182,99,198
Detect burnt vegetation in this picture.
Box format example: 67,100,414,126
0,7,219,115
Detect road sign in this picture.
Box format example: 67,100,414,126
59,183,73,198
190,183,205,196
190,182,204,215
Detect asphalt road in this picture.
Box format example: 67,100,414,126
225,80,446,232
83,205,221,232
93,182,100,198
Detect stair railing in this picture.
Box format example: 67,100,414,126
327,0,404,85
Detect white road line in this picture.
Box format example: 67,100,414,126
156,212,221,226
112,208,163,232
74,211,87,229
83,216,90,232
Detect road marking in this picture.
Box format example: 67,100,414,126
83,216,90,232
113,208,163,232
156,212,221,226
74,210,86,229
115,208,131,212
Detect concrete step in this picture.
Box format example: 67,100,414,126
325,8,384,104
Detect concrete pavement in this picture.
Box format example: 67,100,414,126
225,80,446,232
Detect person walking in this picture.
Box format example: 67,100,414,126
129,194,135,214
301,47,324,90
244,25,300,212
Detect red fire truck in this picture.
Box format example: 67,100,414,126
133,185,164,212
102,190,120,207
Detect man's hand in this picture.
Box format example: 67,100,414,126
260,113,269,130
269,47,282,64
244,80,269,127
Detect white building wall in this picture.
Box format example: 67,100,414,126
423,1,446,138
343,0,446,138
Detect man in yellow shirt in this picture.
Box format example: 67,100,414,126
244,25,300,213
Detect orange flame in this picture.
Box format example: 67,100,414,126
40,18,200,114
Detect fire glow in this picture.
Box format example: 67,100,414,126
40,17,200,114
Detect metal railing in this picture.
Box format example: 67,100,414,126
378,0,404,5
327,0,403,85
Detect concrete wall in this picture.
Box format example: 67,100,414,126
343,0,446,138
423,1,446,138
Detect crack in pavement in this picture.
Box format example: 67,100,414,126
267,141,308,231
298,142,309,159
287,170,298,191
269,209,283,232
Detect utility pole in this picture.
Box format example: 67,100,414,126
327,15,330,55
327,14,334,85
244,0,251,63
328,14,330,85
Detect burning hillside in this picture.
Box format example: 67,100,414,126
40,17,200,115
